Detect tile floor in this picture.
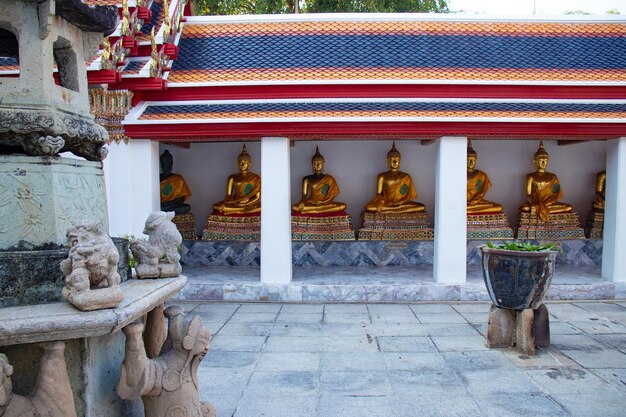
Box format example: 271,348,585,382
178,301,626,417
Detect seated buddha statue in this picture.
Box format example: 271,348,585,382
292,147,346,214
466,141,503,214
365,142,425,213
519,141,572,222
213,145,261,215
160,150,191,215
592,170,606,211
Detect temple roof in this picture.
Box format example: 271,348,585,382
169,15,626,86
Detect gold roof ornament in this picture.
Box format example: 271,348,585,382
163,0,171,41
149,27,159,77
121,0,131,36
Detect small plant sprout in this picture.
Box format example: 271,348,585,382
486,241,560,252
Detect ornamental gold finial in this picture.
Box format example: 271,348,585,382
149,28,158,77
163,0,171,39
121,0,130,36
101,37,112,69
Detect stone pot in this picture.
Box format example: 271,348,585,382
480,246,557,310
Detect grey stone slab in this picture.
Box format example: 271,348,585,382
276,313,323,323
395,395,484,417
263,336,323,352
387,371,466,396
501,346,579,369
591,334,626,350
320,351,385,371
367,304,415,315
442,351,518,371
209,335,267,352
457,368,543,394
324,304,369,314
237,303,283,313
280,304,324,314
560,349,626,368
451,303,491,313
374,322,429,337
322,335,379,352
203,351,260,369
552,393,626,417
420,323,480,336
194,310,238,323
457,312,488,324
193,303,241,315
473,394,568,417
377,336,438,352
246,371,318,396
525,368,619,394
381,352,449,371
546,303,602,321
592,368,626,392
416,313,468,324
550,333,608,351
234,394,317,417
569,319,626,334
549,321,585,335
369,312,420,324
198,367,252,397
409,304,457,314
323,312,371,324
271,322,323,337
255,352,320,372
574,302,626,313
431,335,489,352
207,394,240,417
217,322,274,336
320,371,393,395
228,312,278,323
316,394,402,417
321,322,373,336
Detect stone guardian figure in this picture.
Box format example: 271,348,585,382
117,306,216,417
130,211,183,278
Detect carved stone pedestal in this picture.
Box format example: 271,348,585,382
172,213,197,240
202,214,261,241
467,213,513,240
486,303,550,355
292,213,355,241
585,210,604,238
516,212,585,239
357,211,434,240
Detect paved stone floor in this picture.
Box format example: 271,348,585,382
177,301,626,417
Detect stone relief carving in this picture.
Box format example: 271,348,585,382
61,220,123,311
117,306,216,417
0,109,108,161
22,136,65,156
131,211,183,278
0,341,77,417
0,172,49,243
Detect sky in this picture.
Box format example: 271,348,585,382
447,0,624,15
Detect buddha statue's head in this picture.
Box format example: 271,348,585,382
533,141,549,171
311,146,325,173
467,140,477,171
387,142,401,170
160,150,174,175
237,145,252,172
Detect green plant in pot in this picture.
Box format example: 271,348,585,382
480,241,560,310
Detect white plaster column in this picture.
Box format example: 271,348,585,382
103,139,160,238
433,136,467,284
260,137,293,284
602,137,626,283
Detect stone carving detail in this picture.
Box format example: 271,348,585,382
0,341,77,417
61,220,123,311
117,306,216,417
0,109,108,161
22,136,65,156
131,211,183,278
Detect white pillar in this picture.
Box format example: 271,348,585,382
260,137,292,284
103,139,160,238
602,137,626,283
433,136,467,284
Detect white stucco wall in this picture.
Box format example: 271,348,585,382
160,139,607,234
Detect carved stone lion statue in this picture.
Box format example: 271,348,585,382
61,220,123,311
130,211,182,278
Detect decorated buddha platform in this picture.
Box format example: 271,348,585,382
292,211,355,241
357,211,434,240
516,212,585,239
467,212,514,240
585,210,604,239
172,213,197,240
202,212,261,241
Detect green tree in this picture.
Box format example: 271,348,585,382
606,8,620,14
194,0,448,15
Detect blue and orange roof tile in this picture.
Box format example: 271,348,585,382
168,18,626,84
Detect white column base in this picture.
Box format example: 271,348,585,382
260,137,292,284
433,136,467,284
602,137,626,283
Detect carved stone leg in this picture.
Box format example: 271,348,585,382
516,308,536,356
533,303,550,348
144,304,166,359
486,304,515,348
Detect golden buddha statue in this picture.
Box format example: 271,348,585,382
160,150,191,214
365,142,425,213
519,141,572,222
593,170,606,211
213,145,261,215
292,147,346,214
466,141,503,214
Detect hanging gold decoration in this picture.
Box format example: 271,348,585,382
89,87,134,144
